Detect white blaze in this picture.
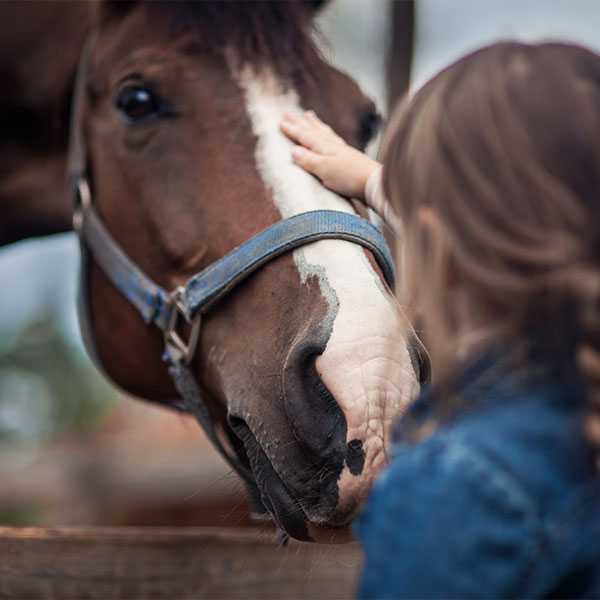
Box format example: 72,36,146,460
236,65,419,512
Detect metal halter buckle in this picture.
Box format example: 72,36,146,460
164,286,201,366
72,176,92,233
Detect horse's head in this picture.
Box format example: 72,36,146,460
78,0,421,541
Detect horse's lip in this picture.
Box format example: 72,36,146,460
244,458,353,543
228,415,312,541
229,422,355,543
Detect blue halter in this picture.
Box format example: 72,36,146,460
75,177,395,366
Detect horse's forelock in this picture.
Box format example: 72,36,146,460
108,1,327,79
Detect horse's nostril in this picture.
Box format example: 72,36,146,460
283,346,347,459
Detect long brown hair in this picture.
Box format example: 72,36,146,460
383,42,600,465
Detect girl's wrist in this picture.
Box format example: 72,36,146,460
363,166,403,237
364,165,384,206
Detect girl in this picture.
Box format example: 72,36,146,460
281,42,600,598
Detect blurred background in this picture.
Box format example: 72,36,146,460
2,0,600,528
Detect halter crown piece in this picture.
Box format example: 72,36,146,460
67,33,396,484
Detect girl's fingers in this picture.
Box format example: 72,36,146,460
291,146,326,178
305,110,330,133
305,111,345,143
281,111,345,153
280,119,330,155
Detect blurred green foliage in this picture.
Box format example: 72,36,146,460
0,312,119,444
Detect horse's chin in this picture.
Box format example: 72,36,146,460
248,486,354,544
249,476,355,544
261,484,355,544
231,419,355,543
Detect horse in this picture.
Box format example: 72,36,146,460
0,0,422,542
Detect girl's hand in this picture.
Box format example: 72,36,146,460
280,110,381,201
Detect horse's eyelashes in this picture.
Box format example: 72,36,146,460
115,85,170,125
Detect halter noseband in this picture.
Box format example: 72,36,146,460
67,34,396,483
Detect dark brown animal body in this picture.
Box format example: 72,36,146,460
0,1,419,541
0,1,92,244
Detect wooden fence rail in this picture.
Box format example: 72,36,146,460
0,526,362,599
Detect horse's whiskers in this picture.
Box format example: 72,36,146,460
183,468,239,501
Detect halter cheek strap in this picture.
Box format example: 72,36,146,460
74,177,395,368
75,179,395,338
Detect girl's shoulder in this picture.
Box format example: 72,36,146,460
356,370,600,599
355,426,544,598
394,348,596,508
357,402,600,598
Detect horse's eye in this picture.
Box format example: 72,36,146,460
359,111,382,146
116,85,163,124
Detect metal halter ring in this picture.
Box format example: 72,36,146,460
164,286,201,366
72,177,92,233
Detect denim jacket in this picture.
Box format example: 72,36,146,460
353,348,600,599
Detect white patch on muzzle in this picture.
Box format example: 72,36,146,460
236,65,419,517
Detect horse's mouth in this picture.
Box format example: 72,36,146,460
227,415,350,542
227,415,311,540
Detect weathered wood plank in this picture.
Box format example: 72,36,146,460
0,526,362,599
